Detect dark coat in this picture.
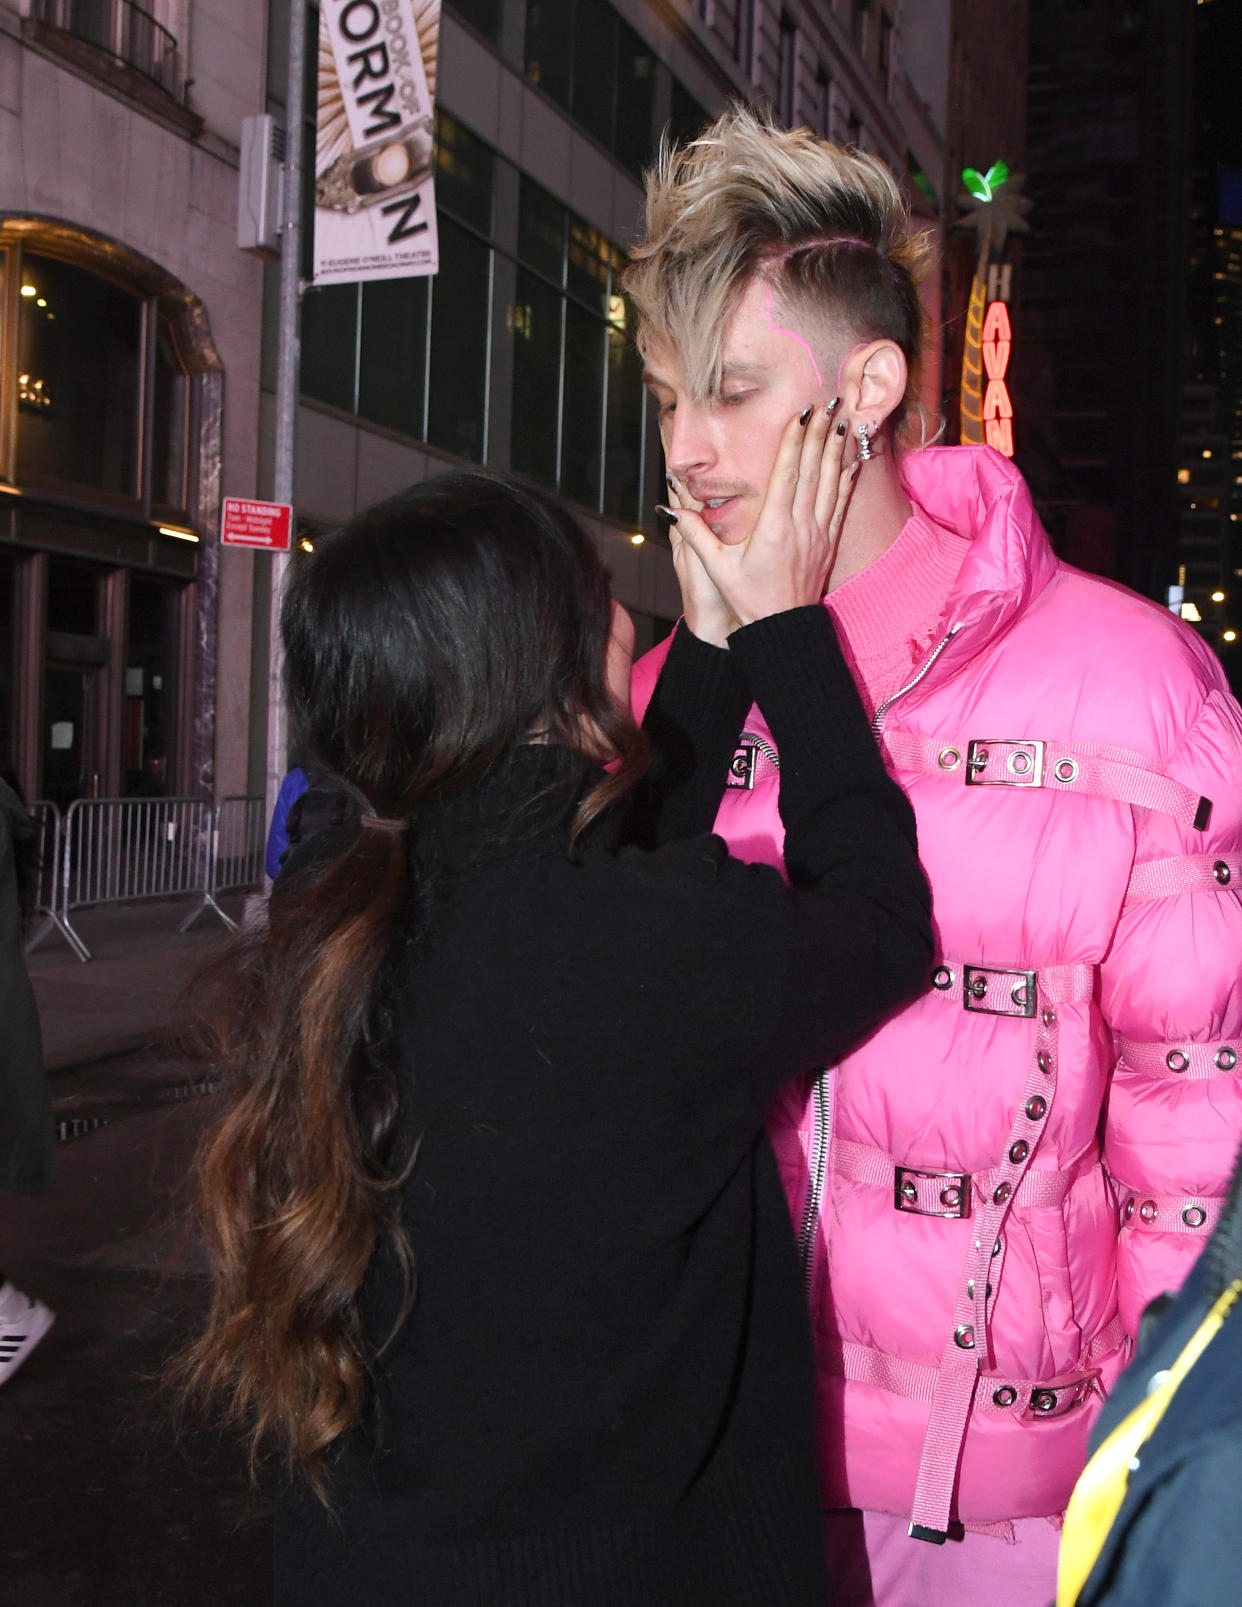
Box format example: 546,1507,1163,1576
1071,1230,1242,1606
0,780,51,1193
274,610,933,1607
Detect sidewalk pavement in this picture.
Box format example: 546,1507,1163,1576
26,894,252,1082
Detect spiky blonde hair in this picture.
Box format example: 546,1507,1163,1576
624,104,932,420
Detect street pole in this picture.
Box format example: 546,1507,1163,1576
266,0,307,822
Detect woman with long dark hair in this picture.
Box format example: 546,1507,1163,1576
180,414,931,1605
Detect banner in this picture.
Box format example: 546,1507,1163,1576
313,0,440,285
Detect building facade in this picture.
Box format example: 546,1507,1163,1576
1,0,962,813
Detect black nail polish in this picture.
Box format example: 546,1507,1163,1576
799,406,813,427
835,420,848,436
654,504,679,525
825,396,841,417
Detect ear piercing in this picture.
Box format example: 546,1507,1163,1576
857,422,874,461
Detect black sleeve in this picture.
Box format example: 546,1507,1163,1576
704,606,932,1083
622,622,752,850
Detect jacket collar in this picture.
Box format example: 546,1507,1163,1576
895,445,1060,684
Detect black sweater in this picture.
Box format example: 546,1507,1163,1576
274,608,932,1606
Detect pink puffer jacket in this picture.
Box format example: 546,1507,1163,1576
632,445,1242,1536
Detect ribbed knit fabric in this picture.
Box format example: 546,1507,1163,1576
826,507,971,718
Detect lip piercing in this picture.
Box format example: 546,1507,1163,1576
857,422,873,461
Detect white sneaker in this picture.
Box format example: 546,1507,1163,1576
0,1281,55,1385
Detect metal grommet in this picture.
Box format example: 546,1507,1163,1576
1042,1007,1057,1028
954,1324,975,1350
1214,860,1232,886
1139,1200,1158,1223
1031,1389,1058,1415
1217,1047,1238,1071
992,1237,1003,1257
940,1185,962,1208
1037,1050,1053,1074
900,1178,919,1205
1026,1095,1048,1120
932,965,954,990
1124,1198,1136,1220
968,975,989,1001
992,1182,1012,1205
992,1385,1018,1407
1009,1140,1030,1164
1053,758,1080,784
1165,1048,1189,1073
1182,1205,1207,1229
938,747,962,770
966,1279,993,1300
1010,750,1033,776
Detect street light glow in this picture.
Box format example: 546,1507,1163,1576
1211,590,1226,601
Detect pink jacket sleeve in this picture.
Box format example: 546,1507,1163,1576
1100,679,1242,1336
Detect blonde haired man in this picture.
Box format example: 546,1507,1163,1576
628,107,1242,1606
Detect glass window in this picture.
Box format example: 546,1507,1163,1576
561,301,605,508
46,557,100,636
16,253,142,498
614,21,658,178
510,268,562,487
358,276,428,438
123,575,180,796
427,217,490,463
435,111,495,236
151,318,189,514
518,178,566,284
567,219,610,315
571,0,617,151
446,0,502,47
604,318,643,523
0,554,13,773
667,81,709,150
301,283,360,412
525,0,572,106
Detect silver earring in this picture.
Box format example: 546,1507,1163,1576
857,422,873,461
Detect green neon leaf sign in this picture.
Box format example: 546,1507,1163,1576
961,161,1010,201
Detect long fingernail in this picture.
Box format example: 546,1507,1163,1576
849,459,861,478
799,406,813,427
825,397,841,417
654,504,679,525
835,420,848,437
665,472,678,489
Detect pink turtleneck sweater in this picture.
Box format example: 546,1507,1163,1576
825,507,971,720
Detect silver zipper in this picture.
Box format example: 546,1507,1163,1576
798,1071,831,1294
870,622,963,737
739,729,781,768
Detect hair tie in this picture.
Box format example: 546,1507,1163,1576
361,815,405,833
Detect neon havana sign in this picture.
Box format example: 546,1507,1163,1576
981,298,1014,457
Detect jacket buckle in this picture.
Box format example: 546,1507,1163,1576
726,745,756,790
965,738,1045,788
962,965,1037,1018
894,1165,972,1218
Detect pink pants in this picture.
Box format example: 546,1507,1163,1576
823,1509,1061,1607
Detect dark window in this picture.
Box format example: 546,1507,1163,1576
561,301,605,508
434,111,494,236
525,0,572,105
568,218,610,316
778,12,797,128
151,318,189,514
46,557,99,636
603,315,643,522
614,21,657,178
427,217,490,463
815,64,831,136
518,178,566,283
572,0,617,150
123,575,181,796
0,554,14,771
301,283,360,413
358,276,429,439
879,11,893,91
510,268,563,487
16,253,142,498
736,0,755,75
445,0,502,46
852,0,869,51
667,81,709,150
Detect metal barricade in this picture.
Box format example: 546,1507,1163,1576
59,796,215,961
180,794,266,933
23,800,87,960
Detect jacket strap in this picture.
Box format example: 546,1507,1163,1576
883,731,1212,831
1116,1035,1241,1080
1123,851,1242,905
1111,1177,1223,1236
832,1136,1079,1214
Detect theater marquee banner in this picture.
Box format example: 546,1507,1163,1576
313,0,440,285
